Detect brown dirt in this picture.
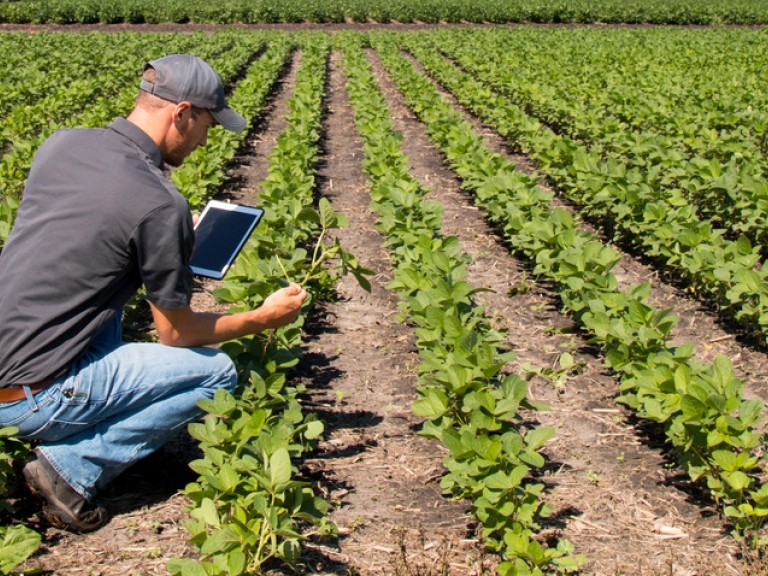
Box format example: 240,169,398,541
12,35,768,576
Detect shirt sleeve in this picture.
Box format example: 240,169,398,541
131,202,195,308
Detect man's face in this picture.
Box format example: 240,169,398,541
164,106,216,167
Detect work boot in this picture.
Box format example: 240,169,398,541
22,451,110,533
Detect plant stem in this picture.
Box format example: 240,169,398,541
275,254,292,283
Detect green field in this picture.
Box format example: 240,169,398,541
2,24,768,575
1,0,768,24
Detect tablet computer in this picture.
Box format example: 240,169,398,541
189,200,265,279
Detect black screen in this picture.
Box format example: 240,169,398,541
189,207,262,276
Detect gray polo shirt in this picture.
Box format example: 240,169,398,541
0,118,194,386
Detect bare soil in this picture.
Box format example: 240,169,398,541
12,30,768,576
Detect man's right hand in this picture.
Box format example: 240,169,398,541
259,283,308,329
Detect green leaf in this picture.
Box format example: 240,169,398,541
200,527,240,556
484,465,530,490
412,389,449,418
227,551,246,576
318,197,337,229
739,399,764,426
750,483,768,506
442,428,464,455
167,558,213,576
641,398,667,422
0,525,41,574
279,538,302,563
297,206,321,226
197,387,238,416
210,463,240,494
304,420,324,440
270,447,292,489
711,450,738,472
712,355,734,389
726,471,751,492
524,427,555,451
0,426,19,439
559,352,574,370
192,498,221,528
680,394,706,421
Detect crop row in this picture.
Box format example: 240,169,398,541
338,32,583,574
381,30,768,543
433,28,768,252
169,34,353,575
440,29,767,159
2,0,768,25
415,29,768,346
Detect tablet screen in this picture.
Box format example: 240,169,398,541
189,201,264,279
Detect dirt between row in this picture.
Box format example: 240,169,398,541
15,42,768,576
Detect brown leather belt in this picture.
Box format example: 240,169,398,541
0,378,55,403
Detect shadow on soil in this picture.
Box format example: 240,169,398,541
103,432,202,514
627,414,723,520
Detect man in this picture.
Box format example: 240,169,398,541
0,54,307,533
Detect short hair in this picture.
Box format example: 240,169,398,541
136,65,173,111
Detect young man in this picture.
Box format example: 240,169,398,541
0,54,307,533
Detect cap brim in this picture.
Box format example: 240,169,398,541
211,106,247,132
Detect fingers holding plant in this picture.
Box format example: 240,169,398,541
260,282,308,328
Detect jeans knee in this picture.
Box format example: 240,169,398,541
192,349,237,399
217,353,238,393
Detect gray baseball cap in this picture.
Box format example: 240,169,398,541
140,54,246,132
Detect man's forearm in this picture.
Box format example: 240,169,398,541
149,283,307,347
150,306,273,347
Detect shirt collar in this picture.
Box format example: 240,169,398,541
108,117,164,169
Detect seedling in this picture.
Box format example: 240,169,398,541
522,352,585,390
507,271,534,296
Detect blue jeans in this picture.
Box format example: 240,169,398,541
0,315,237,500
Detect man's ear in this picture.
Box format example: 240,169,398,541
172,101,193,129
